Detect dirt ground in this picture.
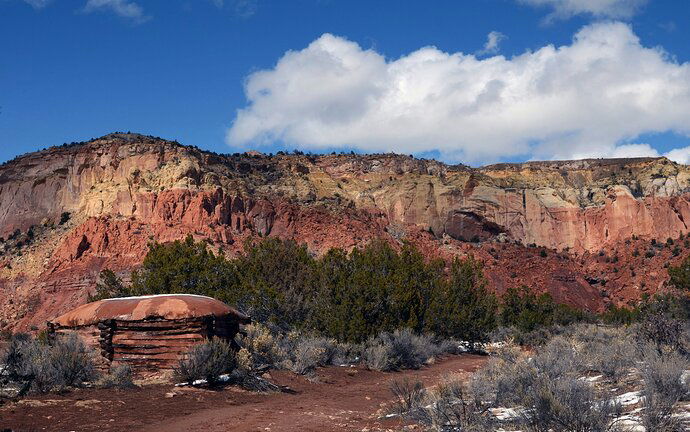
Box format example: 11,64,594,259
0,354,487,432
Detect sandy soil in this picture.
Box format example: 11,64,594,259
0,354,487,432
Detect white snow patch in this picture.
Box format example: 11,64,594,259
579,375,603,382
612,414,644,432
174,373,232,387
672,404,690,419
102,293,219,302
681,370,690,385
615,391,642,406
490,407,524,421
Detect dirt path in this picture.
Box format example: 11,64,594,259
0,354,487,432
148,354,487,432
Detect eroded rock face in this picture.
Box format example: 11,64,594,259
1,133,689,330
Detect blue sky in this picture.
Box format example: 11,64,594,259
1,0,689,165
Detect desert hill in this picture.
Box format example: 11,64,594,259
1,132,689,331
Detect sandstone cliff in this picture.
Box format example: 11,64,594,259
1,133,688,330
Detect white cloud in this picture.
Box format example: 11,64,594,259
227,22,690,165
608,143,658,158
22,0,51,9
664,147,690,164
519,0,648,21
478,31,506,56
604,143,690,165
83,0,148,23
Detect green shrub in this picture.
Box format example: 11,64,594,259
639,293,690,321
102,237,497,345
425,256,497,349
499,286,586,335
89,269,128,302
668,254,690,290
309,241,449,343
59,212,70,225
129,236,239,299
233,238,320,327
601,304,641,325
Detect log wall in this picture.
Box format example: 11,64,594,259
48,315,240,374
109,317,211,371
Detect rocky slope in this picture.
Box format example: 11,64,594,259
1,133,689,330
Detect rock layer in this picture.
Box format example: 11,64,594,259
1,133,689,330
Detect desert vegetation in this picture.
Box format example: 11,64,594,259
85,237,690,380
0,332,134,396
175,324,459,386
174,337,237,386
3,235,690,432
91,236,499,345
390,317,690,431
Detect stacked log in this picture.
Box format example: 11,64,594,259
110,316,224,372
47,311,244,374
98,319,115,362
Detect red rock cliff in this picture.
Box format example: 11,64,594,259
1,133,688,330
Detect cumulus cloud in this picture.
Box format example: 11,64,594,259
83,0,149,23
608,143,658,158
22,0,51,9
519,0,648,21
227,22,690,165
575,142,690,165
478,31,506,55
664,147,690,164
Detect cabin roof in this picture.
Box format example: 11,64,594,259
49,294,251,327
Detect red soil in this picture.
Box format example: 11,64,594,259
0,354,487,432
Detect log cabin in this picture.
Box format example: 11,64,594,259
47,294,251,373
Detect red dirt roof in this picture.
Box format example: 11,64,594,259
49,294,250,327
